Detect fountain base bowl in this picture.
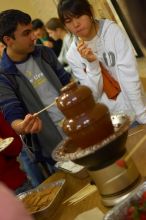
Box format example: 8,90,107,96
52,114,130,170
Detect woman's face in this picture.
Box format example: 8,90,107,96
46,29,59,41
64,15,94,40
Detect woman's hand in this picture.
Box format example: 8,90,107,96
77,40,97,62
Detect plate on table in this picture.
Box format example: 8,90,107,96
17,179,66,219
55,160,88,179
0,137,14,152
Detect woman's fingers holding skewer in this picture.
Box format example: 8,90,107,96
77,41,97,62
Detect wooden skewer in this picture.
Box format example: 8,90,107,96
16,101,56,127
33,101,56,116
116,134,146,168
68,186,97,205
63,184,97,206
128,128,144,137
63,184,90,204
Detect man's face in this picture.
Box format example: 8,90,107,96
4,23,36,55
33,27,46,39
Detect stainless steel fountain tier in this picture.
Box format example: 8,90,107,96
88,157,141,206
52,114,141,206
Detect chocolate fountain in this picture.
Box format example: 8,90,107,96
52,82,141,206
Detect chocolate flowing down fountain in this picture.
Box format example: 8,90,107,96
52,82,141,206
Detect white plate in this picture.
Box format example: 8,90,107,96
0,137,14,152
55,160,84,173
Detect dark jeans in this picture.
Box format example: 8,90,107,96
19,146,47,187
19,146,56,187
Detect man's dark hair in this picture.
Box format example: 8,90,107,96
32,18,44,30
0,9,31,45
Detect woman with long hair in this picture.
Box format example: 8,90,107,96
57,0,146,124
46,17,72,72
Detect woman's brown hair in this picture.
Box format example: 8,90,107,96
46,17,65,31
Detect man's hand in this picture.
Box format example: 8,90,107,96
43,40,53,48
11,114,42,135
77,40,97,62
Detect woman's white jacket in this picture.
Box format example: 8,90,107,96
66,19,146,124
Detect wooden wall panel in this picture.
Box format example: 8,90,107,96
89,0,146,56
0,0,57,22
90,0,115,19
30,0,58,22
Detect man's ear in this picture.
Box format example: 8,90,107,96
3,36,14,46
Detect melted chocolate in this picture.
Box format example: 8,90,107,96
56,82,114,149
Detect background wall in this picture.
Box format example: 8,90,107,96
0,0,145,55
0,0,36,18
89,0,146,56
0,0,57,22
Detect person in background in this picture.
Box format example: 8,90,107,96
32,18,54,47
0,111,32,195
0,9,71,186
125,0,146,48
57,0,146,125
46,17,73,73
32,18,62,57
0,41,5,58
0,183,33,220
